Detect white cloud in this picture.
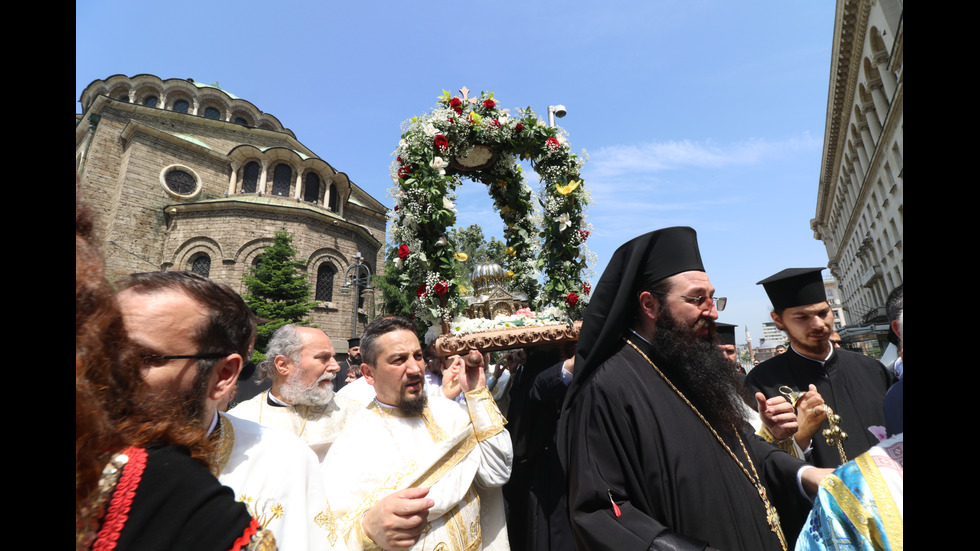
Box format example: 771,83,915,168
588,134,820,180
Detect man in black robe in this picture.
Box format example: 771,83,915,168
559,227,828,551
746,268,895,468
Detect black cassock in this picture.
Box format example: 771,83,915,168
744,347,894,469
561,338,809,551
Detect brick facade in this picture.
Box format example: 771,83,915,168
77,74,387,342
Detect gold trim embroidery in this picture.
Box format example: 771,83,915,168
211,414,235,477
856,451,903,551
238,494,285,531
415,434,478,489
821,474,876,545
465,386,506,441
314,502,340,546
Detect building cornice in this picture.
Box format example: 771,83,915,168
816,0,870,224
163,196,383,249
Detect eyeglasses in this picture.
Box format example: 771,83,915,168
650,292,726,311
141,352,232,366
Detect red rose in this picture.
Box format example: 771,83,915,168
579,229,590,241
546,137,560,150
434,281,448,295
398,166,411,179
417,284,427,297
450,98,463,114
566,292,579,307
393,205,400,212
448,117,455,125
398,244,410,259
484,99,496,109
434,134,449,151
396,156,402,163
582,282,591,296
515,123,524,133
490,119,501,128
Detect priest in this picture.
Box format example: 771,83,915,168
230,324,360,462
322,316,513,550
745,268,894,468
116,272,340,550
559,227,828,551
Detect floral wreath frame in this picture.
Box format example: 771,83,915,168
388,88,594,332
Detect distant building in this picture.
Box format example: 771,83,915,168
824,277,847,330
761,322,786,347
76,74,388,340
811,0,903,337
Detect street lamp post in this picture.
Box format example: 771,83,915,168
547,104,567,127
340,251,373,340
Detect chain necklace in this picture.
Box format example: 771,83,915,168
624,339,788,550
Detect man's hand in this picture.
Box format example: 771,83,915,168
756,393,798,441
800,467,834,496
441,355,462,400
795,384,828,450
458,350,486,393
361,487,434,550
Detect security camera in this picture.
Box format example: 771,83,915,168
552,105,567,118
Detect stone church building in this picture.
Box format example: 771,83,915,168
76,74,387,340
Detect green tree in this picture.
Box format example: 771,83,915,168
449,224,509,289
243,231,318,353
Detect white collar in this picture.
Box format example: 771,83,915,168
267,391,290,407
205,410,219,436
790,344,834,365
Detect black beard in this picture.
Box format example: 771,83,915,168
182,362,213,425
651,310,747,433
398,392,427,416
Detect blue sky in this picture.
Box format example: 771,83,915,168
76,1,836,346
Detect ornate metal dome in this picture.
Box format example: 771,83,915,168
471,260,507,296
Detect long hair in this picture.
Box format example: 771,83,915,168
75,193,213,518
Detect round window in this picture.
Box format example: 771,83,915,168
159,165,201,198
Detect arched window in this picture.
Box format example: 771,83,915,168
143,96,159,108
315,263,336,302
234,116,249,126
272,164,292,196
190,254,211,277
173,100,190,114
242,162,260,193
328,183,339,212
204,106,221,120
304,172,321,203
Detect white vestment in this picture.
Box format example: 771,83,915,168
215,412,343,550
322,386,513,551
336,377,377,406
229,391,361,462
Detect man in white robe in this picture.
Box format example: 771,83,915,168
230,324,361,462
117,271,340,550
323,317,513,550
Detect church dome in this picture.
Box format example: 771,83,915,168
471,260,506,296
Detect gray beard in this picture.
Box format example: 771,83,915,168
279,373,334,407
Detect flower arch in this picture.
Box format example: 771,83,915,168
387,88,593,333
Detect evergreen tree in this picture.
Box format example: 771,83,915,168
243,230,317,353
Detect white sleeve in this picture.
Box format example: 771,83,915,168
463,386,513,488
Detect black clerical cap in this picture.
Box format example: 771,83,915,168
348,337,360,348
716,323,737,346
757,268,827,310
563,227,705,412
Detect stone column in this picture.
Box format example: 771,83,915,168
259,160,269,194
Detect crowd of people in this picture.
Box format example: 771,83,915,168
78,194,902,551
